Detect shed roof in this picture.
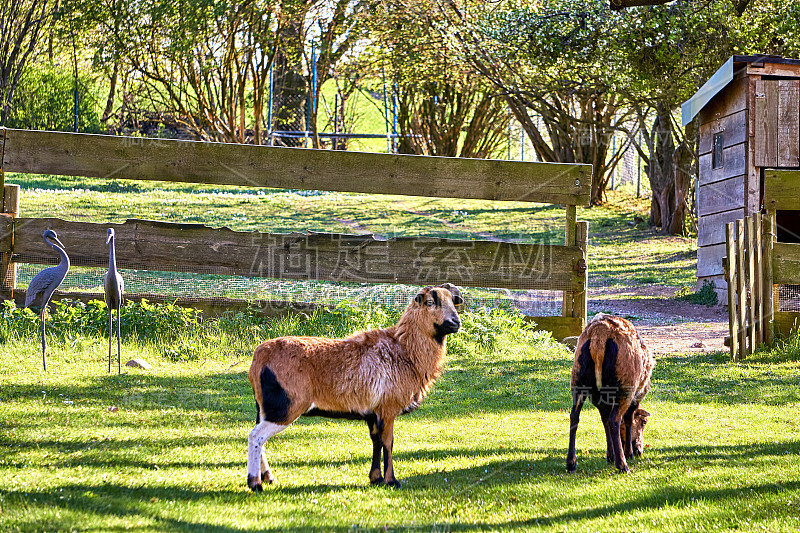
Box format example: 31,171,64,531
681,55,800,127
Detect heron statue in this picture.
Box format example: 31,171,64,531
24,229,70,371
104,228,124,374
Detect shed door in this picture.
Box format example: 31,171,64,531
755,79,800,168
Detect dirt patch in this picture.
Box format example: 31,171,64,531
588,286,728,356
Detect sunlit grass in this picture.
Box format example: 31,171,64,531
1,305,799,532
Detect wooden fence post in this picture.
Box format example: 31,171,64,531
1,184,19,301
764,211,776,345
736,219,747,359
725,222,738,361
753,214,764,346
746,215,757,352
573,221,588,324
563,204,577,319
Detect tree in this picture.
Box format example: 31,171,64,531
443,0,635,205
0,0,52,126
93,0,292,143
367,0,510,158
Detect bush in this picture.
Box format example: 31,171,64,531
0,298,557,361
6,64,101,132
675,281,718,306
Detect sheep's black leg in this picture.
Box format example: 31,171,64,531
381,417,400,488
566,391,585,472
366,415,384,485
599,408,614,464
622,402,638,460
608,405,629,473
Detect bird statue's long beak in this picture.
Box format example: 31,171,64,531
106,229,115,245
53,237,67,250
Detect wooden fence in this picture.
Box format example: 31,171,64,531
725,169,800,360
0,127,592,339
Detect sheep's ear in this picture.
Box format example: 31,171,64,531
637,408,651,419
440,283,464,305
414,292,425,304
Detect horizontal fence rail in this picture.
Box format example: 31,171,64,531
0,128,592,340
2,218,582,291
0,128,591,206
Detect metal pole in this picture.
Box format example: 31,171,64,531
393,83,399,153
636,129,642,198
267,64,274,146
382,67,390,153
333,93,338,151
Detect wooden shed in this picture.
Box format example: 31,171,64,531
683,54,800,299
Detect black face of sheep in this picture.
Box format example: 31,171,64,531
621,407,650,458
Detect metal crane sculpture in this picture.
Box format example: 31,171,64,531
24,229,70,371
104,228,124,374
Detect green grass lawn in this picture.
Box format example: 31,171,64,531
7,173,696,300
1,303,799,532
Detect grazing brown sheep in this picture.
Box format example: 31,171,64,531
246,284,463,491
566,313,654,473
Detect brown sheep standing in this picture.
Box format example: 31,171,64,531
566,313,654,473
246,284,463,491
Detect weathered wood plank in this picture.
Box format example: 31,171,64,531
698,142,747,185
773,311,800,339
6,218,582,291
524,315,584,342
764,170,800,211
573,221,588,321
698,110,747,155
746,215,756,351
771,242,800,285
562,205,577,317
725,222,737,361
699,77,748,124
736,219,747,360
754,214,764,345
697,243,727,278
1,128,592,206
0,185,18,300
747,63,800,78
697,175,745,217
764,211,776,345
754,79,778,168
777,80,800,167
698,208,745,247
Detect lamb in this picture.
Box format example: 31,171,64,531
566,313,654,473
246,284,463,491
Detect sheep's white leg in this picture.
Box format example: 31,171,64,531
260,447,275,484
247,421,286,491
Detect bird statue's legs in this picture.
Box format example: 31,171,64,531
40,308,47,371
108,309,113,373
116,308,122,374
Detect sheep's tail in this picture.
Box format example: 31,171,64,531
589,329,619,393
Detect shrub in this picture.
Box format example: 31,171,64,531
6,64,101,133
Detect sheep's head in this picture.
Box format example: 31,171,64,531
413,284,463,343
621,407,651,457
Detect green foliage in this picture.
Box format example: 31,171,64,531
6,64,101,132
675,281,719,306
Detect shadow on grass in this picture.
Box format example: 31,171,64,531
3,459,797,532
